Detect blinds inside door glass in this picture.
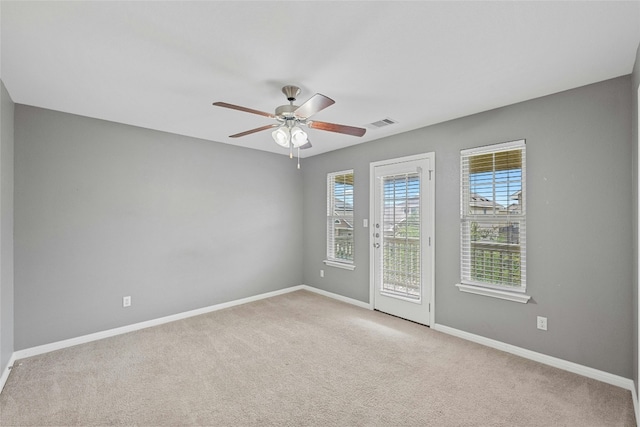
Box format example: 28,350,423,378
461,141,526,291
381,173,421,300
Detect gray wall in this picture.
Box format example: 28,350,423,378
632,42,640,397
7,74,636,380
0,81,15,373
14,106,303,350
303,76,633,378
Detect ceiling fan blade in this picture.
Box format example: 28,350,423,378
213,102,276,119
299,140,312,150
308,120,367,137
294,94,335,119
229,124,278,138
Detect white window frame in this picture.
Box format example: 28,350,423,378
325,170,355,270
457,140,529,303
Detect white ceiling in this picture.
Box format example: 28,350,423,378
1,1,639,158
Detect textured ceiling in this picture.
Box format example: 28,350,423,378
1,1,639,157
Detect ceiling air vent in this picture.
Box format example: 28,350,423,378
368,118,397,129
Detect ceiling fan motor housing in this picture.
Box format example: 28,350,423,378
275,104,299,121
282,85,301,102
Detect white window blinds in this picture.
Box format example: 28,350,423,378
327,170,354,264
460,140,526,292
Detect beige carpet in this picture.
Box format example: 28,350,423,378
0,290,635,426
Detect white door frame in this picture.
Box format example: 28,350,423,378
369,152,435,326
636,84,640,412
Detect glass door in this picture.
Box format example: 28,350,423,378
371,154,434,325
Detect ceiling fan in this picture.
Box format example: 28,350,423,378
213,85,367,155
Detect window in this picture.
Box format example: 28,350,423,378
326,170,355,269
459,140,528,302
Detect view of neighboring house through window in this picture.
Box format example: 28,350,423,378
327,170,354,265
460,140,526,292
382,173,421,299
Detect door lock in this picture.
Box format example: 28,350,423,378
373,243,380,248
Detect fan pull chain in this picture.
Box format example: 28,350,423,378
289,143,293,159
297,146,300,169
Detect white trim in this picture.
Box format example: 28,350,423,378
369,152,436,327
300,285,372,310
433,323,635,392
3,284,635,415
12,285,306,360
460,140,526,291
326,169,354,179
636,84,640,427
327,169,354,264
456,283,531,304
0,352,17,393
8,285,372,365
370,152,438,167
323,260,356,270
461,139,525,156
369,162,376,319
632,382,639,427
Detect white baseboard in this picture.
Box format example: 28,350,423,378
4,285,638,425
631,383,639,427
13,285,306,361
9,285,369,363
300,284,372,310
0,352,17,393
433,323,635,392
329,293,638,417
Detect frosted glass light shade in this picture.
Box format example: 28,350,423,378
272,127,290,147
290,126,308,148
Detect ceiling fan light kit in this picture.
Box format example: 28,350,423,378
272,126,291,148
213,85,367,168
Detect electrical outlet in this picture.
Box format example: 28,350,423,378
537,316,547,331
320,269,324,278
123,296,131,308
363,219,368,227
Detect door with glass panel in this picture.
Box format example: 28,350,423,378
371,154,434,325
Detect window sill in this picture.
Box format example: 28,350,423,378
323,260,356,271
455,283,530,304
